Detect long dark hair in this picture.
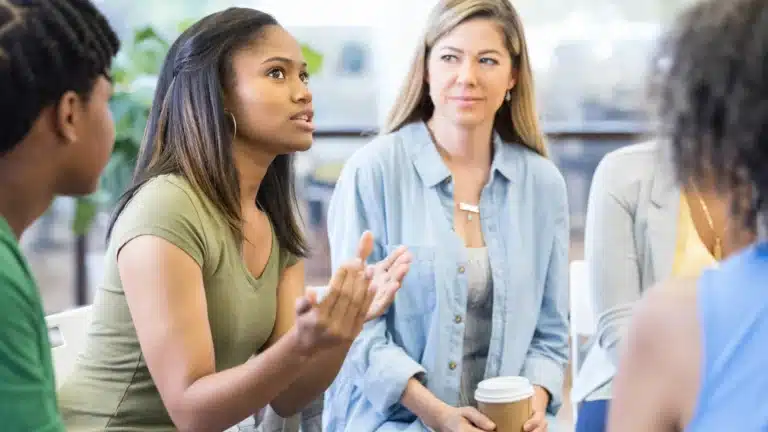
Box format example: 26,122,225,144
107,7,308,258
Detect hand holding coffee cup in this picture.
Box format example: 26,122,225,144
475,376,546,432
434,405,496,432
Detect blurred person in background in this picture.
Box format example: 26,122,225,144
56,8,411,432
324,0,569,431
571,136,754,432
0,0,119,430
609,0,768,430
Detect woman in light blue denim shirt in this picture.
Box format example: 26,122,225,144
323,1,569,431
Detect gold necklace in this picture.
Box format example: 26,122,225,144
690,181,723,260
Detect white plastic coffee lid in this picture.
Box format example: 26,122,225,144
474,376,534,404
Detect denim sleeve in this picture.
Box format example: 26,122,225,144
326,155,426,416
521,169,570,415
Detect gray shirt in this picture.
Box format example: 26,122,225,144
458,247,493,407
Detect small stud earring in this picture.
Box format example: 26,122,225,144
505,90,512,102
224,110,237,138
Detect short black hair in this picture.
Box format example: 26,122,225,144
0,0,120,155
653,0,768,233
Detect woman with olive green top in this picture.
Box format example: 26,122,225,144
59,174,300,429
58,8,411,432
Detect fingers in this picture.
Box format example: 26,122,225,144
295,294,314,315
523,410,547,432
322,259,365,338
376,244,408,273
319,266,346,322
329,267,357,335
356,231,374,262
387,261,411,286
342,269,369,332
357,272,377,326
459,407,496,431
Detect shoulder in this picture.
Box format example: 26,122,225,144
625,276,700,379
521,147,567,195
632,277,699,338
591,140,664,199
110,174,214,267
337,124,419,190
0,234,35,309
130,174,204,211
508,146,568,215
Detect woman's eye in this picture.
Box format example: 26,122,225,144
440,54,458,62
300,72,310,84
267,68,286,79
480,57,499,65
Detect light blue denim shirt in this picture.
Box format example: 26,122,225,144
322,121,569,432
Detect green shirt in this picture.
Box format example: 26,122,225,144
58,174,297,431
0,216,64,431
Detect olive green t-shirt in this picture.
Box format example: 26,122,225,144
58,175,298,431
0,216,65,431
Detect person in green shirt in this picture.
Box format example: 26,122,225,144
0,0,120,430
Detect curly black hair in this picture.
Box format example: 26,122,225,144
0,0,120,155
652,0,768,234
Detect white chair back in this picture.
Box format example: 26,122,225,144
569,259,596,421
46,305,93,386
570,260,596,336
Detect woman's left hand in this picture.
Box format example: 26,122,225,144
523,409,548,432
356,231,412,321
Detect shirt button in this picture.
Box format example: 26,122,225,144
458,266,465,274
449,361,457,370
454,315,462,323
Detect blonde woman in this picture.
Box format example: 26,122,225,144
323,1,569,431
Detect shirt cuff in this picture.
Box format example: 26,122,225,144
521,355,564,415
360,344,426,415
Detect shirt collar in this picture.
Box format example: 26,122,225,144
407,121,522,187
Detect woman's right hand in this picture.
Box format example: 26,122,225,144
436,406,496,432
292,257,375,356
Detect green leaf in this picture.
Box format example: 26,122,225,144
301,43,324,75
133,26,168,48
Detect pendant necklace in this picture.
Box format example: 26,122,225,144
458,202,480,221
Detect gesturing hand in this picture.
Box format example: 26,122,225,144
293,257,374,356
355,231,412,321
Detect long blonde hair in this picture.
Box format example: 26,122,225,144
384,0,547,157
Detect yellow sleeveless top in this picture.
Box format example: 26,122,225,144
672,194,718,277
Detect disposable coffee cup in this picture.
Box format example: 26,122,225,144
474,376,534,432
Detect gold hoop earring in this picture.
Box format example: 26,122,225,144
224,110,237,138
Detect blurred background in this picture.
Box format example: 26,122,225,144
26,0,696,313
24,0,697,427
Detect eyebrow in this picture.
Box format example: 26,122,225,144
441,46,503,56
261,56,308,67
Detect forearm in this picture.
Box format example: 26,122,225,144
400,377,450,430
269,341,352,416
171,328,309,432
